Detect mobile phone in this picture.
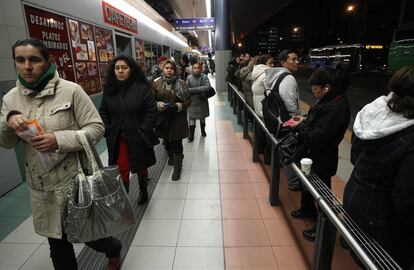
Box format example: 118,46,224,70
282,117,297,127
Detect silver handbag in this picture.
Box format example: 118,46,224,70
65,131,136,243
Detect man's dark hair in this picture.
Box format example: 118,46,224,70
12,38,50,62
104,54,148,95
387,65,414,118
278,49,295,65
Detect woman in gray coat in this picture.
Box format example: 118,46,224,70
186,62,211,141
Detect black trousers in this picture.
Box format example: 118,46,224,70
164,140,183,155
300,173,331,216
48,233,122,270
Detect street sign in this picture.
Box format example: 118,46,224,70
174,17,215,31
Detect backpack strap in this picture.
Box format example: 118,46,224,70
264,72,290,96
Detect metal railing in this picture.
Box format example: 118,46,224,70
227,83,402,270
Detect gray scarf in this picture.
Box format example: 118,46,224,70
161,74,190,101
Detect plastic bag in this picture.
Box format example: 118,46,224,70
16,119,67,170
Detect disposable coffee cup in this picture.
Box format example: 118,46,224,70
300,158,313,175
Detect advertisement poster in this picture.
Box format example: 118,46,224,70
68,19,101,95
135,38,146,72
23,5,75,82
95,26,114,85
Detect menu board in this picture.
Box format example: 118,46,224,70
95,26,114,86
134,38,145,72
67,19,101,95
24,5,75,82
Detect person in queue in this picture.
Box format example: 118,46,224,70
288,64,350,241
0,38,122,270
267,49,302,191
343,65,414,269
152,60,191,180
240,56,259,109
251,54,274,117
99,55,157,205
186,62,212,142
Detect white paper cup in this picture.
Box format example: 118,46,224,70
300,158,313,175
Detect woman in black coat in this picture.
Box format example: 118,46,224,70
99,55,157,205
344,66,414,269
288,64,350,240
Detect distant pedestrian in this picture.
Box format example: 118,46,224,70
186,62,211,142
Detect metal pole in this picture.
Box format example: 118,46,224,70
243,108,249,139
252,120,260,162
312,212,337,270
269,144,280,205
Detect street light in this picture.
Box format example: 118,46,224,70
237,42,242,47
293,27,299,32
346,4,356,12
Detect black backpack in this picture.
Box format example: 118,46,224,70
261,72,290,137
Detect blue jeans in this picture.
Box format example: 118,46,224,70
284,165,299,187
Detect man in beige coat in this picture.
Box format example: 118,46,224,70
0,39,122,270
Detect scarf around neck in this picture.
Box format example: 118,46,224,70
161,74,190,101
18,64,56,91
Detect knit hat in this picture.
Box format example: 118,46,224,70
158,55,168,63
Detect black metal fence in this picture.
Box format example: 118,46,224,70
227,82,402,270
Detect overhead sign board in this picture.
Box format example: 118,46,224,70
102,1,138,34
174,17,215,31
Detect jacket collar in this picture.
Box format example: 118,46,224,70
16,71,60,98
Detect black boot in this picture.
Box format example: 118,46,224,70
167,151,173,166
138,176,148,205
188,125,195,142
200,123,207,137
172,154,184,181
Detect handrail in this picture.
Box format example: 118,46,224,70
228,82,402,270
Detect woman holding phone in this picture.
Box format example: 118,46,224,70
152,60,191,181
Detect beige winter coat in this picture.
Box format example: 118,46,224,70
0,72,104,239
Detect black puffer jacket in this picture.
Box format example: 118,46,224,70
296,92,350,176
99,82,157,171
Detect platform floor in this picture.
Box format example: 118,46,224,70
0,75,356,269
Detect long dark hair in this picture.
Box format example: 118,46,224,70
387,65,414,118
104,55,148,95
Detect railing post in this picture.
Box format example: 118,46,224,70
237,101,242,124
243,108,249,139
252,120,260,162
312,212,337,270
227,84,231,102
233,93,237,114
269,144,280,205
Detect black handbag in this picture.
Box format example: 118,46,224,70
278,131,308,165
154,111,170,138
138,128,159,147
200,87,216,99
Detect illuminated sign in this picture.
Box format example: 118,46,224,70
102,1,138,34
365,45,383,49
174,17,215,31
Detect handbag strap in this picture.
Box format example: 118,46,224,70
76,130,100,175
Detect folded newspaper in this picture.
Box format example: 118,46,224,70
16,119,67,170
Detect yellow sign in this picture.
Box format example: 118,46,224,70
365,45,383,49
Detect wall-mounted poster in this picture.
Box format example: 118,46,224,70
135,38,145,72
23,5,75,82
68,19,101,95
95,26,114,85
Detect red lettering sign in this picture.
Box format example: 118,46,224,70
102,1,138,34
